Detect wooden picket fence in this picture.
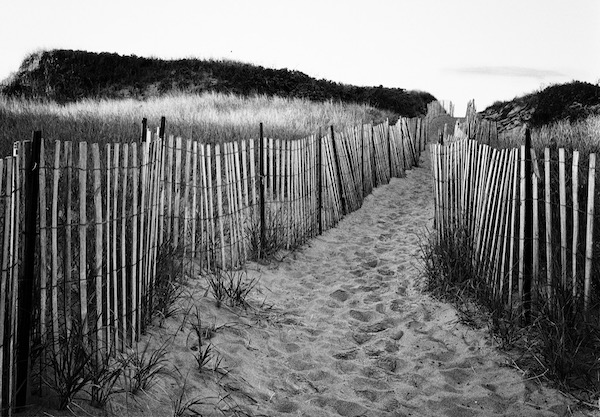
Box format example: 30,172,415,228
431,136,600,320
0,116,425,414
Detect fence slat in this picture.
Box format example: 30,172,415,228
544,148,553,298
130,143,138,343
559,148,567,289
0,158,12,413
572,151,580,297
584,154,596,312
78,142,89,339
91,144,104,351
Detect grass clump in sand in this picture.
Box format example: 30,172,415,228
43,324,95,410
187,307,225,375
119,338,171,396
205,269,258,309
151,241,188,327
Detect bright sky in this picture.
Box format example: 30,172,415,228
1,0,599,115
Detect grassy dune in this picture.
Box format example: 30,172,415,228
0,91,398,157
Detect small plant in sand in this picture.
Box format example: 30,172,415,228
205,269,258,309
171,375,210,417
43,324,94,410
187,307,225,374
151,240,187,326
246,204,289,260
86,344,126,408
120,338,171,394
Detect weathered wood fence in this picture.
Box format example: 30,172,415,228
431,135,600,321
0,116,426,414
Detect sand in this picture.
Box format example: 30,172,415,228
36,151,597,416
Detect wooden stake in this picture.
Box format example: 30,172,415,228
571,151,580,297
558,148,567,289
584,154,596,312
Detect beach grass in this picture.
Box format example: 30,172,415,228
0,91,398,157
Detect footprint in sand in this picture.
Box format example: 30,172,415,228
348,309,375,322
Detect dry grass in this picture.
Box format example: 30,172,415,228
495,115,600,154
0,91,397,157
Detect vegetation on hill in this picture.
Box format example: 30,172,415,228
481,81,600,131
0,49,435,117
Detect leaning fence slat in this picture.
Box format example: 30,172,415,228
224,142,235,268
165,136,174,244
137,139,148,334
38,140,48,358
499,148,517,299
173,137,182,248
191,141,198,256
50,142,60,352
0,158,11,411
233,141,246,263
64,141,73,336
120,144,129,347
285,140,293,246
111,143,120,349
199,144,209,269
91,144,104,351
572,151,580,297
518,145,526,302
558,148,567,289
544,148,553,298
507,148,520,307
182,139,192,255
584,153,596,312
130,143,138,343
150,136,163,298
531,149,540,292
78,142,89,338
105,144,112,350
10,145,22,415
215,145,226,269
206,145,215,270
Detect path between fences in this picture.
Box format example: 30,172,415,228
156,151,587,417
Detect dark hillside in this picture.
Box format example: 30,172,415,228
1,49,435,117
481,81,600,131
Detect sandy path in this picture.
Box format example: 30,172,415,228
99,151,593,417
179,151,589,417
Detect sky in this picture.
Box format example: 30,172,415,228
1,0,599,115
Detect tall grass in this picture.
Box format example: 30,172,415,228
495,115,600,154
0,91,398,157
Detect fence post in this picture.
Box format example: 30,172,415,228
159,116,166,140
259,123,266,258
330,126,346,215
523,128,533,324
141,117,148,141
439,130,444,146
316,127,323,235
15,131,42,411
